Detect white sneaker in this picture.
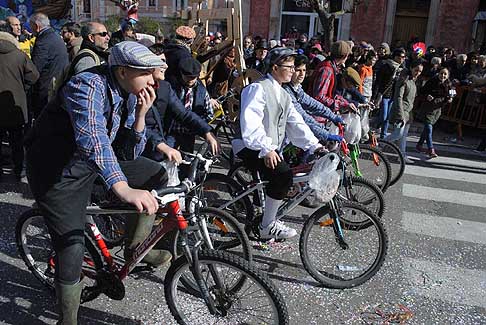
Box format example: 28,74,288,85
259,221,297,240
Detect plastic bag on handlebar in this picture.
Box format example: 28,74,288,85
308,153,340,203
343,113,361,144
160,160,180,187
360,108,370,140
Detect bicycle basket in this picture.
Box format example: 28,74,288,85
308,153,340,203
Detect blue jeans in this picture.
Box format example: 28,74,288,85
418,123,434,149
379,98,393,138
385,122,410,156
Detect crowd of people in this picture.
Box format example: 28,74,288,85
1,12,486,324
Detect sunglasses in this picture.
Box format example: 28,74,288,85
92,31,109,37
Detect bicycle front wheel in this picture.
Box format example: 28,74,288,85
357,144,392,192
299,201,388,289
377,139,405,186
165,249,289,325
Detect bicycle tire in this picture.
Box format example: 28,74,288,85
377,139,405,187
165,249,289,325
356,144,392,192
338,176,386,220
202,173,254,225
299,201,388,289
172,208,253,295
90,214,126,248
16,209,103,291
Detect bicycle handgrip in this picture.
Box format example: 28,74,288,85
156,183,188,196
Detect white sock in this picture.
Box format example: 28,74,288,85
261,196,282,229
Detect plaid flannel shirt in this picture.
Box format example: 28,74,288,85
312,60,349,111
61,69,146,188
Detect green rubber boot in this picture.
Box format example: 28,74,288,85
55,281,83,325
124,214,172,266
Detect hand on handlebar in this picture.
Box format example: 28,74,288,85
112,181,159,215
205,132,221,155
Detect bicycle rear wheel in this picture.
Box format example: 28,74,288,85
202,173,254,225
165,249,289,325
357,144,392,192
299,201,388,289
377,139,405,187
15,209,103,291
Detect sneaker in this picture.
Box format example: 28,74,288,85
427,149,438,158
259,221,297,240
415,144,427,153
404,157,414,164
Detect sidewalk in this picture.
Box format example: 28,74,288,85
405,122,485,162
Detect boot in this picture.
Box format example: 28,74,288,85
55,281,83,325
428,148,438,158
124,214,172,267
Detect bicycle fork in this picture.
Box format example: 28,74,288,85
329,199,349,250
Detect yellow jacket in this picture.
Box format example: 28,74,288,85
19,36,36,58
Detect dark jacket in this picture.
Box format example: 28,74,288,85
166,75,212,123
245,55,267,73
374,59,403,98
0,40,39,128
31,27,69,116
164,41,192,79
417,76,453,125
143,81,211,161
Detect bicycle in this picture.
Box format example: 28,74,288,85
201,152,388,288
364,130,405,187
16,154,288,324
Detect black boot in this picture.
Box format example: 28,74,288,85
124,214,172,266
55,281,83,325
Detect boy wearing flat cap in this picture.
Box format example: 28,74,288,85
233,47,323,240
25,41,170,324
166,56,214,155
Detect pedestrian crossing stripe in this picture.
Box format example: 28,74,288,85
405,165,486,185
402,184,486,209
401,212,486,245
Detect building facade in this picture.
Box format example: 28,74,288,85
71,0,485,53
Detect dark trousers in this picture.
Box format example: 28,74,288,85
26,155,167,284
0,126,24,175
237,148,293,200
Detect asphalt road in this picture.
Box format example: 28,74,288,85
0,140,485,324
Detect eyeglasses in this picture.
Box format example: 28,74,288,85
278,64,295,70
92,32,109,37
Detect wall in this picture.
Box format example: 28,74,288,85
249,0,271,38
433,0,479,52
349,0,388,47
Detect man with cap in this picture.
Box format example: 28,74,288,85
232,47,323,240
25,41,169,324
165,56,214,155
310,40,358,113
245,39,268,73
164,25,196,79
143,45,220,164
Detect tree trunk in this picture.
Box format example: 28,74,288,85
310,0,334,52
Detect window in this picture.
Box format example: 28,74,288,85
83,0,91,13
281,0,342,39
149,0,156,6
